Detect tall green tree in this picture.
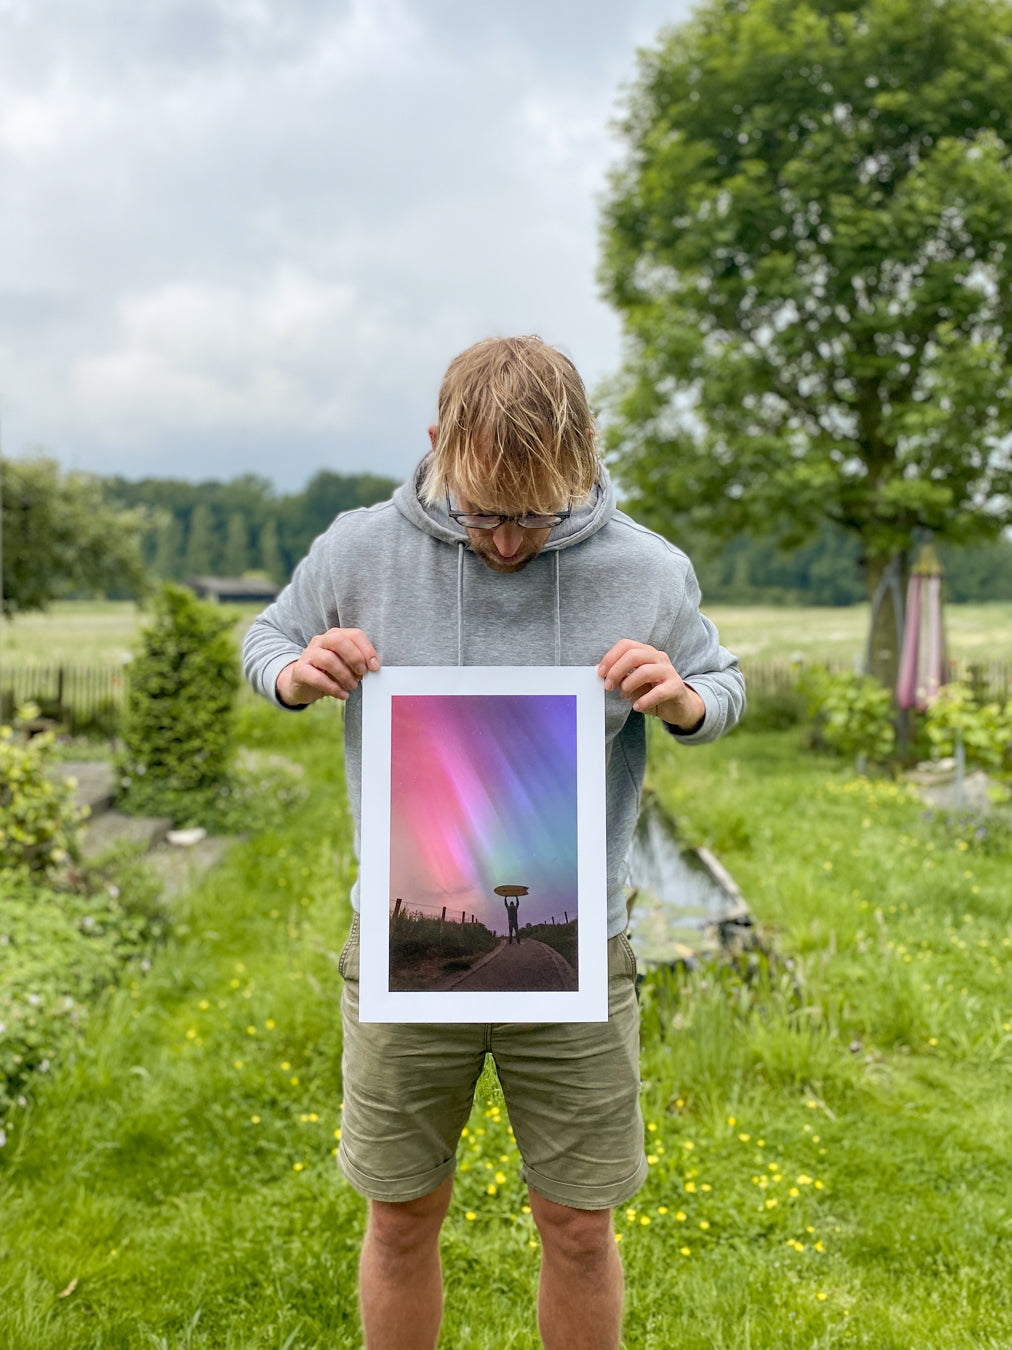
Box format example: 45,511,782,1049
600,0,1012,684
151,509,185,581
258,518,285,584
1,457,147,616
118,584,239,826
277,470,398,566
222,511,249,577
183,502,216,577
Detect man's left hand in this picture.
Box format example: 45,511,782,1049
598,639,705,733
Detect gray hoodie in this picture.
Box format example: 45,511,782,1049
242,460,745,937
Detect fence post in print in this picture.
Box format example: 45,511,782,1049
393,898,402,922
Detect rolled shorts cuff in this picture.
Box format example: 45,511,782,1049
338,1142,456,1204
522,1153,649,1212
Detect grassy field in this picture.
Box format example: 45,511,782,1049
4,598,1012,669
1,705,1010,1347
0,601,264,667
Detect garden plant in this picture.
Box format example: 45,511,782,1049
118,584,241,829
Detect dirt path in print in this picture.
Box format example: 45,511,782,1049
447,938,577,993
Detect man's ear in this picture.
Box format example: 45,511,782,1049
428,424,437,451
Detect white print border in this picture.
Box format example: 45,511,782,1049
359,666,607,1023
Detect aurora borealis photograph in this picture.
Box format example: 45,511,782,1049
389,693,580,936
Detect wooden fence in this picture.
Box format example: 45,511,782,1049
1,659,1009,736
737,657,1012,702
0,663,258,736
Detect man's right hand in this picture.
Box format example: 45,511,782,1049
276,628,380,707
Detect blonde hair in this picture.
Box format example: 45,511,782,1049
419,335,599,512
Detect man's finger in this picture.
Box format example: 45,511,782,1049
318,627,380,672
598,638,638,676
604,647,672,691
302,645,362,689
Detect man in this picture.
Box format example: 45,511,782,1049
505,895,521,944
243,335,745,1350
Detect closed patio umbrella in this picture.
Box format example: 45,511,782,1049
897,541,964,802
896,541,947,712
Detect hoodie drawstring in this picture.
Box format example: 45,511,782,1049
457,542,465,666
553,551,561,666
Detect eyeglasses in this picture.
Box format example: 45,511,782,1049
445,487,571,531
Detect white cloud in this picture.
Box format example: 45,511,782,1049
72,267,383,437
0,0,696,487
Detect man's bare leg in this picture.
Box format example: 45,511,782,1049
359,1176,454,1350
528,1189,624,1350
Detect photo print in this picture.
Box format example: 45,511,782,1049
359,667,607,1023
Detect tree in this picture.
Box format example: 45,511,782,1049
184,501,216,577
600,0,1012,684
277,470,398,566
118,584,239,826
222,511,249,576
1,457,147,616
151,509,185,580
258,518,285,584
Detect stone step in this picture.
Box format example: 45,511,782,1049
51,760,118,816
51,761,176,864
143,836,233,902
79,809,173,860
49,759,234,893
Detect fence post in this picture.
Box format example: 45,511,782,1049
969,663,984,703
393,898,402,922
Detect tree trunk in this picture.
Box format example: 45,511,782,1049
865,550,908,691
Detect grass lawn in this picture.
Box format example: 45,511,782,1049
4,599,1012,669
1,707,1011,1347
705,601,1012,666
0,601,264,668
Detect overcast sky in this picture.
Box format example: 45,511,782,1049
0,0,696,490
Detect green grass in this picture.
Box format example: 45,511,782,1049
1,708,1011,1347
0,601,263,667
705,601,1012,665
5,598,1012,669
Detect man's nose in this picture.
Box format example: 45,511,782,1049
492,522,524,557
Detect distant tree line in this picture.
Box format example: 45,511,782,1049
5,457,1012,615
103,469,398,588
669,519,1012,607
98,465,1012,603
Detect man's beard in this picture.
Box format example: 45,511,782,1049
466,532,550,574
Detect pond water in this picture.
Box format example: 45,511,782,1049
625,792,749,967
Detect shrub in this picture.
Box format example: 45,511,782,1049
0,705,86,881
738,683,806,732
0,859,166,1125
118,584,240,827
799,665,897,765
525,919,578,973
922,683,1012,783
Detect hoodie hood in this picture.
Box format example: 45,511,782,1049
392,454,617,550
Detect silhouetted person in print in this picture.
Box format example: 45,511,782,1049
504,897,521,944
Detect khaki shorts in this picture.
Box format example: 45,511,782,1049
337,915,647,1210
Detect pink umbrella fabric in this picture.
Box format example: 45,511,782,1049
896,542,947,711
